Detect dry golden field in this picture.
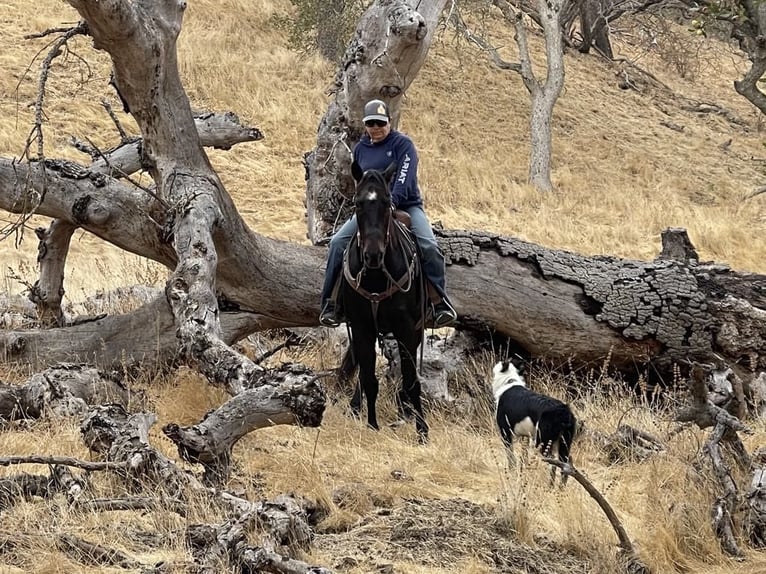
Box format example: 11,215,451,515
2,1,766,573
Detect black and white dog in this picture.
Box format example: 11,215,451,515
492,360,577,485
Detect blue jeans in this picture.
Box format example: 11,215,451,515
320,205,448,307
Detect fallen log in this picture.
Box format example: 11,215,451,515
0,364,129,421
162,363,326,483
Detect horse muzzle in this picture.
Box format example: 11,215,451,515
363,245,385,269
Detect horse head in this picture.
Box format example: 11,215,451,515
352,161,397,270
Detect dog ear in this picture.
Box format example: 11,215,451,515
500,359,510,373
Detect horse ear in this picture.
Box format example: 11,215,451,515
383,161,397,182
351,161,364,182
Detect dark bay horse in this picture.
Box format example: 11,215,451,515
340,161,428,441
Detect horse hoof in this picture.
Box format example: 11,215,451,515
417,433,429,445
368,423,380,432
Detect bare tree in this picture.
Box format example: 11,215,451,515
490,0,567,192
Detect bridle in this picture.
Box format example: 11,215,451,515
342,204,417,304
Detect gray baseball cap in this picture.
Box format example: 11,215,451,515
363,99,390,123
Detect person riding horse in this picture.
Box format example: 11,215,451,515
319,99,457,328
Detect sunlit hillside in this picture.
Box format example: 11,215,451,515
2,1,766,573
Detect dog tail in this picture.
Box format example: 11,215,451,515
537,405,577,462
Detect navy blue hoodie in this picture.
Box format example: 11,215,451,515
353,130,423,209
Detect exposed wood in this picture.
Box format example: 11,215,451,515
675,363,751,437
30,220,75,327
0,464,87,510
656,227,699,263
0,455,125,472
187,493,332,574
705,423,743,557
89,111,263,178
59,0,278,394
2,225,766,385
0,364,130,420
163,363,326,483
80,404,205,495
747,446,766,547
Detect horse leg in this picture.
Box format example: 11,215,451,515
397,338,428,443
353,334,380,431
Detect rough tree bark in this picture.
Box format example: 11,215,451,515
304,0,448,244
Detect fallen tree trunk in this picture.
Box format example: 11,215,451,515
2,224,765,383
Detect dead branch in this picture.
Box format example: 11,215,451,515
163,363,326,484
747,447,766,546
88,110,264,178
543,458,650,573
80,404,205,496
77,496,187,517
187,493,332,574
0,464,87,510
0,364,130,421
0,454,126,472
57,533,140,569
27,22,89,160
101,98,129,141
704,423,743,557
675,363,751,434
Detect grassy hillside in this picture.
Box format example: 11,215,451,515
1,1,766,573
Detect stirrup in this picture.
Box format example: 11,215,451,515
432,300,457,328
319,302,343,327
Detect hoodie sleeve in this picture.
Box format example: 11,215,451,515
390,135,418,208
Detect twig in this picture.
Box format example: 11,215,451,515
101,98,129,141
0,455,127,472
447,8,521,72
253,332,302,365
29,22,88,160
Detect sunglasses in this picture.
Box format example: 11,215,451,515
364,119,388,128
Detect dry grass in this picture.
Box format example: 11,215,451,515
2,0,766,572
